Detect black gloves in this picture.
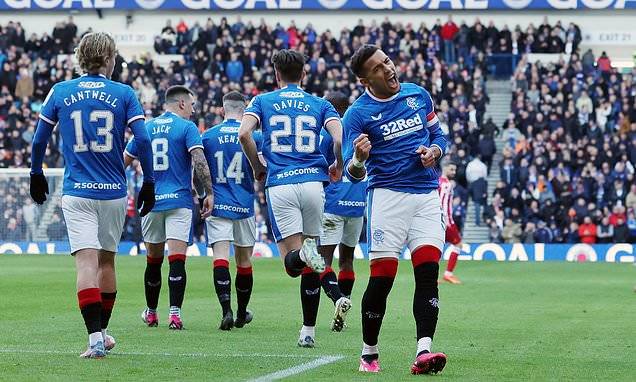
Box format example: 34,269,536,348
30,173,49,205
137,181,156,217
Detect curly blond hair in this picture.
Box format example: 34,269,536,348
75,32,116,74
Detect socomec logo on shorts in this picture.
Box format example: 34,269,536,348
338,200,366,207
74,182,122,190
276,167,320,179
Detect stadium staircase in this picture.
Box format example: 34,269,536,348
462,80,511,243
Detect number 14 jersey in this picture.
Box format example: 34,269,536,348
243,84,340,187
201,119,262,220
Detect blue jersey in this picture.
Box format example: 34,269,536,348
201,119,263,220
244,84,340,187
39,74,145,200
125,111,203,211
319,129,367,217
343,83,448,194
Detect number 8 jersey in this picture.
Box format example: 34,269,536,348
125,111,203,211
244,84,340,187
39,74,145,200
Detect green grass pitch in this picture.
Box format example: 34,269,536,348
0,255,634,381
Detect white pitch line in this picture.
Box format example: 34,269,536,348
0,349,335,359
249,355,344,382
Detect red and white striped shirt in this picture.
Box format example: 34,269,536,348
438,175,454,226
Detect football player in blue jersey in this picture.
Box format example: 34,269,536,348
124,85,213,331
345,45,448,374
239,49,344,348
29,33,156,358
317,91,364,332
202,91,261,331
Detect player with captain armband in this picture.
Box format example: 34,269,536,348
344,45,449,374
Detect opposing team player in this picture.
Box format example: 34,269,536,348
124,86,213,330
239,49,344,347
29,32,155,358
438,160,463,284
201,91,261,330
344,45,448,374
318,91,365,332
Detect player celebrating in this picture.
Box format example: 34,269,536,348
239,49,344,347
202,91,261,330
124,86,213,330
29,32,155,358
438,160,464,284
318,91,365,332
345,45,448,374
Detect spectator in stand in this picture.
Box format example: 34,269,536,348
596,216,614,243
578,216,597,244
502,218,522,243
440,15,459,64
613,217,630,243
596,51,612,78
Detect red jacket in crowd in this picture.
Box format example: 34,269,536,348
578,223,597,244
441,21,459,41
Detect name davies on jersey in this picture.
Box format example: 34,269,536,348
272,99,311,113
63,89,119,108
380,113,424,141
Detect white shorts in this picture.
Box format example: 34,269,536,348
320,213,364,247
266,182,325,242
367,188,444,260
206,215,256,247
61,195,127,254
141,208,192,244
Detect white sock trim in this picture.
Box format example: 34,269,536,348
300,325,315,337
444,270,453,277
362,342,379,356
417,337,432,356
88,332,103,347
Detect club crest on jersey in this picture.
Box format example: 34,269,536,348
406,97,419,110
372,229,385,244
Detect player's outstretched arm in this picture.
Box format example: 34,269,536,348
29,119,54,204
191,148,214,218
325,119,344,182
239,115,266,181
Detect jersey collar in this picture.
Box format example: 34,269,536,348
223,118,240,124
280,84,301,90
81,73,108,79
365,88,400,103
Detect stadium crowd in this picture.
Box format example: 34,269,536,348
476,52,636,244
1,15,634,244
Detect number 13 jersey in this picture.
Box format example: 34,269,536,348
244,84,340,187
39,73,145,200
